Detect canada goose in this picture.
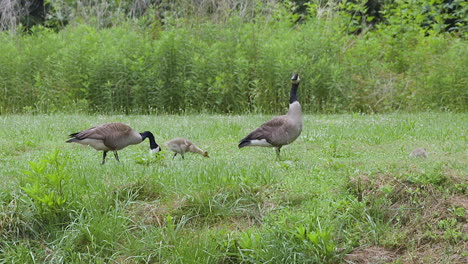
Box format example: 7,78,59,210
165,138,209,159
239,73,302,159
66,122,160,164
409,147,428,158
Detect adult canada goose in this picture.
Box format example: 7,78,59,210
239,73,302,159
165,138,209,159
66,122,160,164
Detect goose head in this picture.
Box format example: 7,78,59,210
291,73,300,84
150,146,161,154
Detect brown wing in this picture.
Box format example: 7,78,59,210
101,123,134,149
243,115,289,146
72,123,132,140
71,125,104,140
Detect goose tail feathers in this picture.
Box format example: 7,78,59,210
66,132,80,143
68,132,79,137
238,137,251,148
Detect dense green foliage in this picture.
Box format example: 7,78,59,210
0,1,467,114
3,1,468,35
0,113,466,262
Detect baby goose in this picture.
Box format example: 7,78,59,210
409,147,428,158
165,138,209,159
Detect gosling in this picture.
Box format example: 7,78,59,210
409,147,428,158
165,138,209,159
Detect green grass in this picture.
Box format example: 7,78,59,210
0,113,466,263
1,19,467,114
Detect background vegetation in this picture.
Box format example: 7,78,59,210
1,1,467,263
0,113,466,263
0,0,467,114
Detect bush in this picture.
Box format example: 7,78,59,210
0,1,466,114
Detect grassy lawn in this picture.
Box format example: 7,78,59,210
0,113,466,263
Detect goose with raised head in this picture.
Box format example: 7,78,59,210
165,138,209,159
239,73,302,160
66,122,160,164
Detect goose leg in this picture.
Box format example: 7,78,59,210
102,151,108,165
114,151,120,162
275,147,281,161
182,154,185,160
173,153,177,159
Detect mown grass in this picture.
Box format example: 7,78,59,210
0,113,466,263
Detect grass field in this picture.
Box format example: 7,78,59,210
0,113,466,263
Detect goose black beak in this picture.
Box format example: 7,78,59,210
291,73,300,82
150,146,161,154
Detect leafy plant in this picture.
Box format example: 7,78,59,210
135,150,167,166
437,218,465,243
20,149,70,223
293,220,338,262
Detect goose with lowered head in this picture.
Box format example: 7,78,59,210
66,122,160,164
165,138,209,159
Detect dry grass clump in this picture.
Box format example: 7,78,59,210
347,172,467,263
343,245,398,264
399,243,468,264
126,184,281,231
128,197,189,227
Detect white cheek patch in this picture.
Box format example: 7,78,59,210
248,139,273,147
150,146,161,154
289,101,300,107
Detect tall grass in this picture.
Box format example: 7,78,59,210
0,3,466,114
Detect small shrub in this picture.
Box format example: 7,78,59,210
20,149,70,224
293,222,337,262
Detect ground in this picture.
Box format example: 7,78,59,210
0,113,466,263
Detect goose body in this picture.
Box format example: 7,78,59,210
165,138,209,159
239,73,302,159
66,122,160,164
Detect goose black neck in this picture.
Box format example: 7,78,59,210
140,131,159,150
290,82,300,104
